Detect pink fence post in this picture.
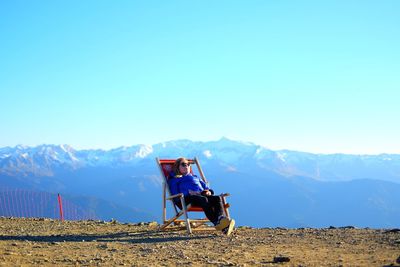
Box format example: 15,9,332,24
57,193,64,221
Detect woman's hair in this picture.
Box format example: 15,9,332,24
173,157,189,175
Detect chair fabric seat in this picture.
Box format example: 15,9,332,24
187,206,204,212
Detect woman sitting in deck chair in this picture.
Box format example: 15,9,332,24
168,157,235,235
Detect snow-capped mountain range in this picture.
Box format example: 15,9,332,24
1,138,399,183
1,138,400,228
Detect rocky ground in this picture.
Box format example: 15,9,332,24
0,217,399,266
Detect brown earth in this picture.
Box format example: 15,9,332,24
0,217,399,266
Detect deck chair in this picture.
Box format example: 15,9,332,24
156,157,231,234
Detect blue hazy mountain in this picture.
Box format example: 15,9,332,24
1,138,399,228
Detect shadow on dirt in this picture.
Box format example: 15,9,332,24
0,230,215,244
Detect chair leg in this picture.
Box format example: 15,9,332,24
159,210,185,230
180,197,192,234
221,195,230,219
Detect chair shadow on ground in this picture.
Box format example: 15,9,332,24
0,230,215,244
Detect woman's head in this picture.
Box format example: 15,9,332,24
173,157,191,175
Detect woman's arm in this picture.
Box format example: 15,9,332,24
200,179,210,191
168,177,179,195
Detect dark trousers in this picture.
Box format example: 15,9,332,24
184,194,224,225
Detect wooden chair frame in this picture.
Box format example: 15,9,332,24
156,157,230,234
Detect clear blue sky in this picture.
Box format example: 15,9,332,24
1,0,399,154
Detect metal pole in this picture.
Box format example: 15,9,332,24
57,193,64,221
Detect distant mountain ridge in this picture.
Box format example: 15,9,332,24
1,138,400,228
1,138,400,183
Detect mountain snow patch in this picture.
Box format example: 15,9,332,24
60,144,74,153
203,150,212,158
68,153,79,162
277,152,287,162
135,145,153,158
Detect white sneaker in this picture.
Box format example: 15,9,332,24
222,219,235,236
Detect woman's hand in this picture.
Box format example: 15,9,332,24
202,190,212,196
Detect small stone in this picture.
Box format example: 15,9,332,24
385,229,400,233
273,256,290,263
98,244,108,249
340,226,356,229
148,221,158,227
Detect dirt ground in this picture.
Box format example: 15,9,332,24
0,217,399,266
